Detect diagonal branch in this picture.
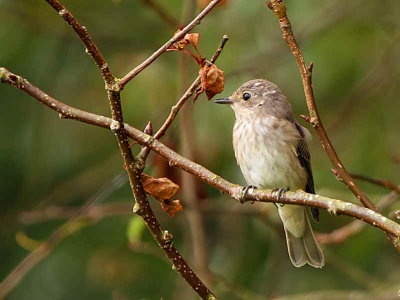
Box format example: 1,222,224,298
138,35,229,161
266,0,399,250
350,174,400,194
0,172,126,299
118,0,223,89
318,188,399,245
266,0,375,211
2,67,400,240
37,1,219,298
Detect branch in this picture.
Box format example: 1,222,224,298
21,1,217,297
176,0,212,286
19,202,263,225
138,35,229,161
266,0,375,211
118,0,223,89
44,0,114,85
2,67,399,240
350,174,400,194
0,170,125,298
317,188,400,245
19,203,132,224
266,0,400,250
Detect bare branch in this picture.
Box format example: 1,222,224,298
2,67,400,240
118,0,223,89
0,171,126,298
266,0,400,250
317,188,399,245
350,174,400,194
266,0,376,211
138,35,229,161
0,66,215,299
19,203,131,224
10,0,219,297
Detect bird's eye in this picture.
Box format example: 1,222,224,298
242,93,251,101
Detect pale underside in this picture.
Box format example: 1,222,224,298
233,114,308,237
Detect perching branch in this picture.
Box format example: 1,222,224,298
118,0,223,89
1,68,400,240
30,0,220,298
317,187,400,245
2,1,399,297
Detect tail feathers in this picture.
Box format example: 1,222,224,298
284,211,324,268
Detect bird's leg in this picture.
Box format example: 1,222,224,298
240,185,257,203
272,187,290,207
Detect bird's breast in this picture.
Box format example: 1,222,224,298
233,116,306,190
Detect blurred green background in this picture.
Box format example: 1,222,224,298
1,0,400,299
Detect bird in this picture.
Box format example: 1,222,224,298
214,79,324,268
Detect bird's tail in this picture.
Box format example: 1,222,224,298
281,207,324,268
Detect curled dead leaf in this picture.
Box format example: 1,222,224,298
185,33,200,47
141,174,183,216
173,31,200,49
160,199,184,217
199,63,225,100
141,174,179,200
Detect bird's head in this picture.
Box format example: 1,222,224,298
214,79,292,119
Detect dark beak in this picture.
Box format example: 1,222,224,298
214,98,234,104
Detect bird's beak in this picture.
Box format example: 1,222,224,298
213,97,235,104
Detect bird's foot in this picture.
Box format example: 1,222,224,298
240,185,257,203
272,187,290,207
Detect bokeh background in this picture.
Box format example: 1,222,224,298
1,0,400,299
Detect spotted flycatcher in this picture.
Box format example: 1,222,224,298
214,79,324,268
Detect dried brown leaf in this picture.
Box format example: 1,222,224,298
141,174,179,200
160,199,184,217
141,174,183,216
173,31,200,49
184,33,200,47
199,63,225,100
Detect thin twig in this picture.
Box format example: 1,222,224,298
350,174,400,194
1,67,399,239
317,188,400,245
138,35,229,161
19,202,262,225
177,0,211,287
141,0,180,28
118,0,223,89
266,0,400,251
266,0,375,211
11,0,218,297
0,171,125,298
19,202,132,224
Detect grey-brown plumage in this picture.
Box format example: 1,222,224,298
214,79,324,268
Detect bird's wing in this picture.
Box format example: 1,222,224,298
294,123,319,222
